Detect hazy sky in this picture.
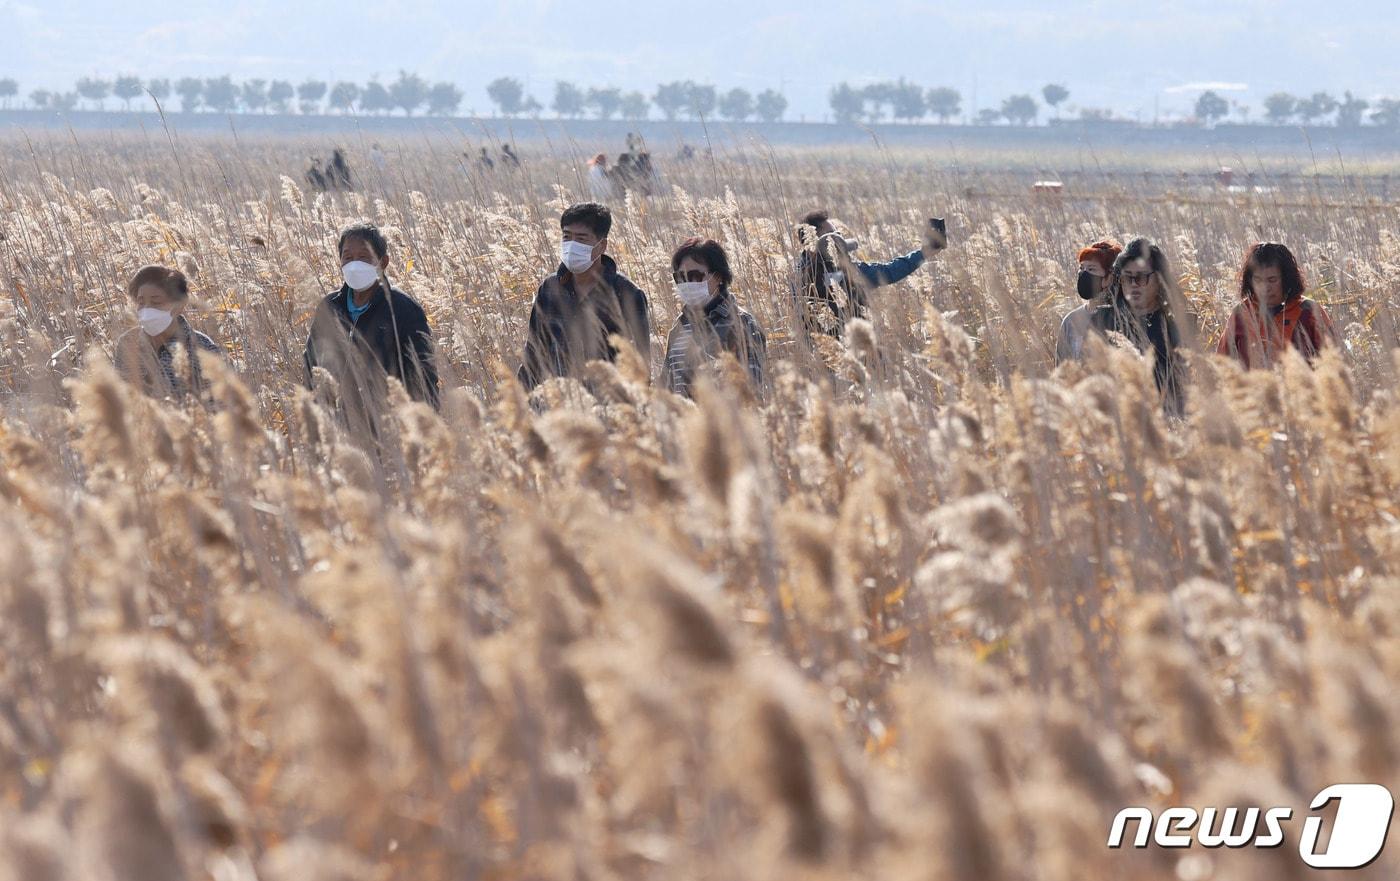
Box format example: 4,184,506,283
4,0,1399,120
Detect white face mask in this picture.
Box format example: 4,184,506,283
561,240,598,274
676,281,712,307
824,271,846,289
137,307,174,336
341,260,381,291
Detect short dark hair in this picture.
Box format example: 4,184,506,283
561,202,612,238
1241,242,1305,302
337,222,388,260
800,209,830,228
671,237,733,286
126,265,189,301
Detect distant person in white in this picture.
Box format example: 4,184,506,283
588,153,616,200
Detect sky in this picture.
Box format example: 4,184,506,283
3,0,1400,121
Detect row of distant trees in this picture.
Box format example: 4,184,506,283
1189,89,1399,128
827,82,1068,125
5,74,1400,128
822,80,1400,129
1253,90,1400,128
0,73,789,122
491,79,788,123
0,73,466,117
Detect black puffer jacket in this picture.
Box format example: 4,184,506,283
517,255,652,391
304,282,440,409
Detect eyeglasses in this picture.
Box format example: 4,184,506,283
673,269,709,283
1121,271,1156,286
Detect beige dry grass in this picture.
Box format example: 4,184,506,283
0,130,1398,880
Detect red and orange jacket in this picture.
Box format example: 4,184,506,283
1215,295,1337,369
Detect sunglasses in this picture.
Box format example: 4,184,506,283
673,269,709,283
1121,271,1156,286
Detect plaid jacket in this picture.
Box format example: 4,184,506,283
114,317,222,403
518,255,652,390
662,288,766,398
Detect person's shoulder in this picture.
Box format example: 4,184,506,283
189,328,221,352
664,316,688,342
664,319,695,355
736,304,764,329
112,327,144,362
610,268,648,300
114,326,143,347
312,288,346,317
387,286,429,315
531,272,563,303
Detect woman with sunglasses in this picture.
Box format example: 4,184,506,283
1090,237,1191,416
1217,242,1338,369
662,238,767,398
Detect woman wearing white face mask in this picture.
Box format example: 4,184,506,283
113,264,222,403
662,238,766,399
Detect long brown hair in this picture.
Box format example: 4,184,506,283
1240,242,1305,303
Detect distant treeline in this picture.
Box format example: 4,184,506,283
1,73,1397,128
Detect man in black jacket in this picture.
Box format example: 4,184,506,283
305,222,440,437
517,202,651,391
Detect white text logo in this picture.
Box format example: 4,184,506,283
1107,783,1393,869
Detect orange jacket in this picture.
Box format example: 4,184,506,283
1216,295,1336,369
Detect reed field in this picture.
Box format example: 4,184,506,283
1,128,1399,880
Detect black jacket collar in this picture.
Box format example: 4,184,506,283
331,282,390,316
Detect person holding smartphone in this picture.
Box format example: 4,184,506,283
793,209,941,340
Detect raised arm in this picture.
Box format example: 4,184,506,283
855,249,926,288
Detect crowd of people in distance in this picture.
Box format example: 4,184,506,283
111,179,1343,452
304,148,354,192
588,133,658,200
472,144,521,173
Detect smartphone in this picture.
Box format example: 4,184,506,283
927,217,948,251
